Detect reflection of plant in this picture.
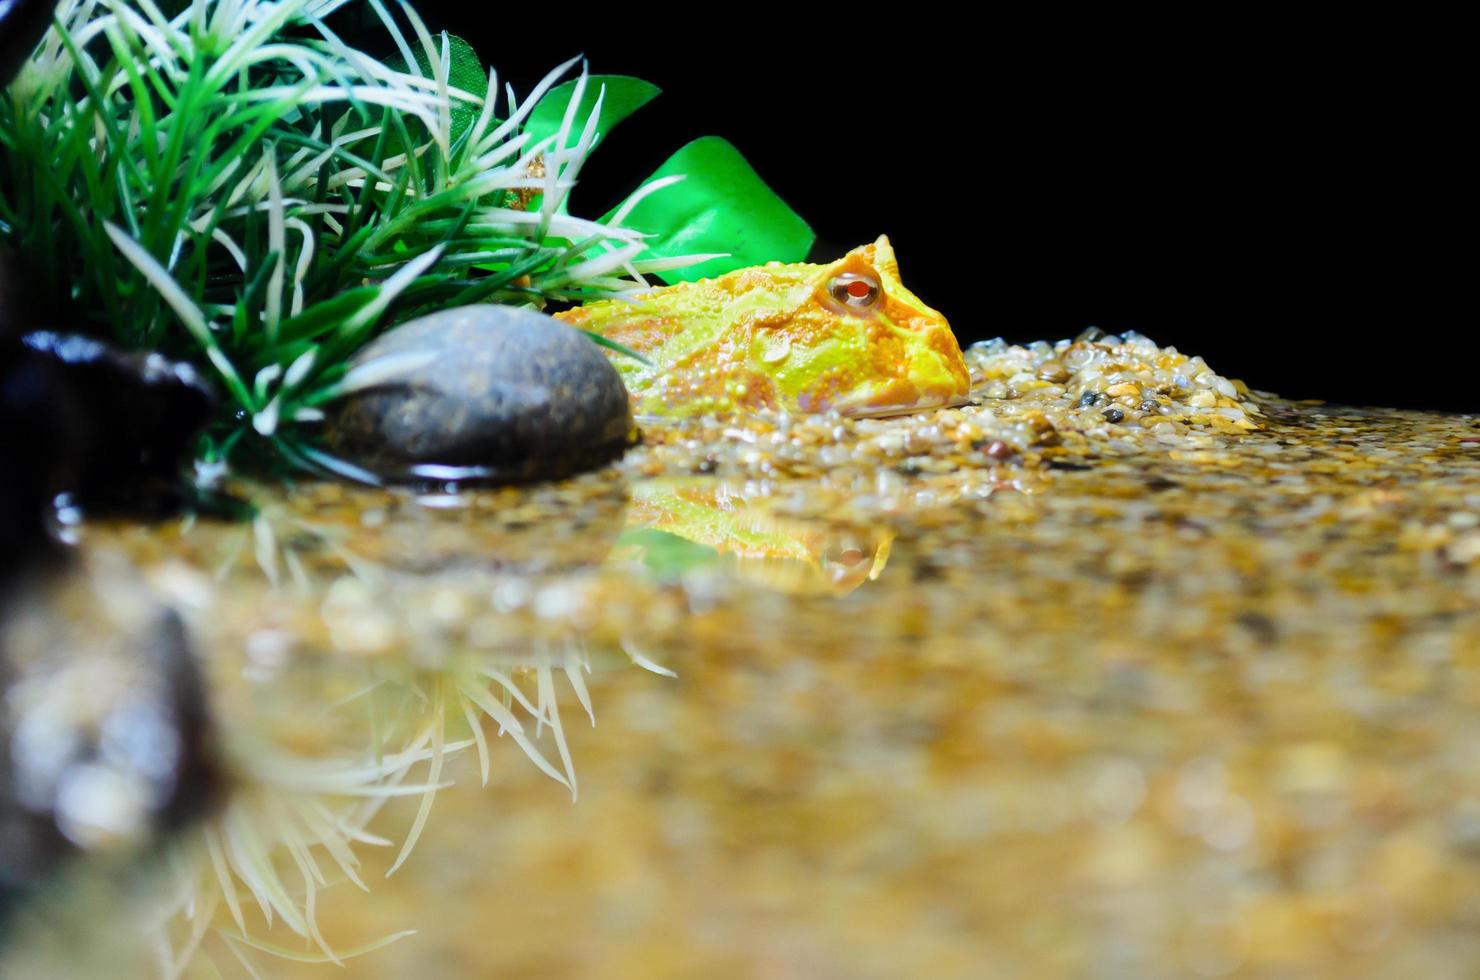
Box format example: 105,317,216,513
138,486,669,971
157,642,672,975
382,646,590,878
0,0,813,477
157,740,436,974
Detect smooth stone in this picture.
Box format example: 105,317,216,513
328,305,634,484
6,234,220,524
0,340,69,592
5,326,220,592
19,331,217,516
1037,361,1071,384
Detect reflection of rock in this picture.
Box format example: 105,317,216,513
358,485,632,577
618,480,895,596
328,306,634,485
0,575,220,915
239,479,631,581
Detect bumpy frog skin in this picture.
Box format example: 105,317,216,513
554,236,970,419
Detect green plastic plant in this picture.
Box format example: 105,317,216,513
0,0,813,480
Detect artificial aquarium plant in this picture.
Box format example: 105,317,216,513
0,0,813,478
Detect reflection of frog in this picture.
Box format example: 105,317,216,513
554,236,969,419
616,480,894,596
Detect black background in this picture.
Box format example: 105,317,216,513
414,8,1465,411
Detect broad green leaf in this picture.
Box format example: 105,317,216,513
602,136,814,284
383,33,488,146
524,75,660,154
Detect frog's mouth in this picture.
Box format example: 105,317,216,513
631,392,971,426
837,392,973,419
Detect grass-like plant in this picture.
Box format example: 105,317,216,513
0,0,718,478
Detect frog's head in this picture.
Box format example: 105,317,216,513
754,235,970,417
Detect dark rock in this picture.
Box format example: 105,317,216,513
329,305,634,484
2,325,220,598
4,237,219,527
0,342,78,592
20,331,217,515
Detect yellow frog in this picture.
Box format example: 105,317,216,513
554,236,970,419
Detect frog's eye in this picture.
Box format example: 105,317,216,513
828,273,880,310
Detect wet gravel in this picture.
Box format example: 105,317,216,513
7,333,1480,978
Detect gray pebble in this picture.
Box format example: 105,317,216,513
328,305,633,484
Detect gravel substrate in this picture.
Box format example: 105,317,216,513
7,333,1480,978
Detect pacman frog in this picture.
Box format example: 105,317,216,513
554,236,970,419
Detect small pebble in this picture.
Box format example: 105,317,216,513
1038,362,1071,384
1103,408,1125,424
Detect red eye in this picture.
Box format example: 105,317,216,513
828,273,879,309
